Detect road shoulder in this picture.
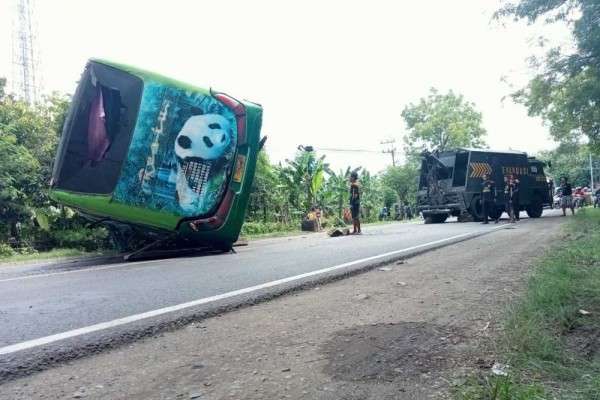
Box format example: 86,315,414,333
1,217,563,400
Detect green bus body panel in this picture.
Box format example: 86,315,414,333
51,191,180,230
49,59,263,244
91,58,212,97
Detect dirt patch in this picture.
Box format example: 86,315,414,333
323,322,464,381
566,325,600,360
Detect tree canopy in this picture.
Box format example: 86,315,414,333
401,88,487,156
497,0,600,153
539,142,596,187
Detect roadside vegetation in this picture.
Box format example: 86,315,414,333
455,208,600,399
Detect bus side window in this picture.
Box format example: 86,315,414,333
453,153,468,187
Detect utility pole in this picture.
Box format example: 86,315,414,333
381,139,397,167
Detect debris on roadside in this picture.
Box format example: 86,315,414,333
579,309,591,315
328,228,350,237
491,362,509,376
396,281,407,286
378,267,392,272
356,293,370,300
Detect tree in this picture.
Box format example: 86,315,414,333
0,78,6,99
357,170,381,221
497,0,600,153
402,88,487,156
539,143,596,187
322,167,361,219
0,80,70,241
280,150,328,212
380,164,419,205
0,134,41,240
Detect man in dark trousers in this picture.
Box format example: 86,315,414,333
510,174,521,221
496,175,512,223
481,173,496,224
349,171,361,234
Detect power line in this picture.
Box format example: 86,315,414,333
314,147,381,153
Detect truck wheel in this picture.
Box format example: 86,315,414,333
424,214,448,224
469,196,484,222
526,196,544,218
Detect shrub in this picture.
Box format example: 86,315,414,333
0,243,15,257
323,216,346,228
49,227,110,251
241,221,297,236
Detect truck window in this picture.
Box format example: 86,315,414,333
453,153,468,186
530,164,544,175
419,160,428,189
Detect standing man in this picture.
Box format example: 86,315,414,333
349,171,361,234
559,177,575,216
511,174,521,221
481,173,496,224
497,175,513,223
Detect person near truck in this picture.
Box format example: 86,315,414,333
559,177,575,216
497,175,513,223
510,174,521,221
349,171,362,234
481,173,496,224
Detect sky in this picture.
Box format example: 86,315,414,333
0,0,573,173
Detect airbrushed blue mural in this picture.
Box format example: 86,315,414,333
113,82,237,217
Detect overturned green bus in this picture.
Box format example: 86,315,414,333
50,59,263,252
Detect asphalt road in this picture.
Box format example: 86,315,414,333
0,211,561,376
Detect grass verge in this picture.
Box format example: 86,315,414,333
240,218,417,240
455,208,600,400
0,248,105,265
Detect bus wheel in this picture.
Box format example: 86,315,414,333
526,196,544,218
469,195,484,222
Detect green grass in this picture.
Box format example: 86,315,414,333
455,208,600,400
240,218,416,240
0,248,105,264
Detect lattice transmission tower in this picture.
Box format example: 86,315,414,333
11,0,41,104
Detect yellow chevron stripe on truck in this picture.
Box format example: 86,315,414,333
469,162,492,178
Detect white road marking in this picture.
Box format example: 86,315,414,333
0,225,505,356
